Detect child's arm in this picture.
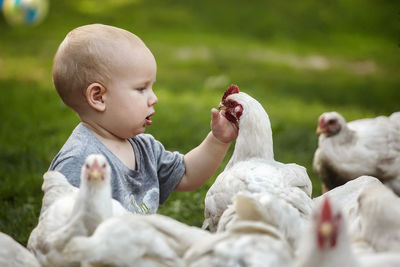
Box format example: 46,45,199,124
175,108,238,191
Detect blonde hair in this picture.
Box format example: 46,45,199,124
52,24,143,111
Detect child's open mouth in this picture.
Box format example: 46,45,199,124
145,114,153,126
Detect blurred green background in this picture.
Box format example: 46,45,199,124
0,0,399,246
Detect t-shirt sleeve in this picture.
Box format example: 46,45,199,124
146,136,185,204
49,151,84,188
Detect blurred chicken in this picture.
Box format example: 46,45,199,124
0,232,41,267
358,253,400,267
185,194,294,267
313,111,400,194
295,197,358,267
28,154,128,267
203,84,312,232
355,183,400,252
62,213,210,267
218,191,311,250
313,175,386,254
296,196,400,267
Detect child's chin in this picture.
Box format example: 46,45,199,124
137,126,146,134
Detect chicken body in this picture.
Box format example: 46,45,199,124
62,213,210,267
313,111,400,194
219,189,312,252
0,232,41,267
355,183,400,252
186,194,294,267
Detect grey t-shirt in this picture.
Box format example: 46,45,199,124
49,123,185,214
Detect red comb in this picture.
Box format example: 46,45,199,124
222,84,240,101
318,117,326,129
321,197,332,221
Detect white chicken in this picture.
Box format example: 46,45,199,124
203,84,312,232
295,196,358,267
296,196,400,267
62,213,210,267
0,232,41,267
217,190,311,250
313,111,400,194
313,175,384,254
28,154,128,267
355,182,400,253
185,193,294,267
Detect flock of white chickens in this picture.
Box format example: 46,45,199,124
1,84,400,267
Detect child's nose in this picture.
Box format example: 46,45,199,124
149,90,158,106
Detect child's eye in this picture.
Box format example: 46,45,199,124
136,87,146,92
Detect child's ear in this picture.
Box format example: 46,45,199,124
85,83,106,112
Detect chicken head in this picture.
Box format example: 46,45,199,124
219,84,243,127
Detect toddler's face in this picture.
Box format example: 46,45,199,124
102,42,158,139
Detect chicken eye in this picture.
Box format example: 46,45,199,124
327,119,336,125
85,163,90,169
102,163,106,168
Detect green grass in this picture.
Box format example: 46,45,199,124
0,0,399,246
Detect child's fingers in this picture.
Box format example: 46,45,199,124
210,108,220,123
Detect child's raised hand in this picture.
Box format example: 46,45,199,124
210,108,238,143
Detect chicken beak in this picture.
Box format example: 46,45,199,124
319,222,333,238
89,170,103,180
316,126,325,135
218,102,226,111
